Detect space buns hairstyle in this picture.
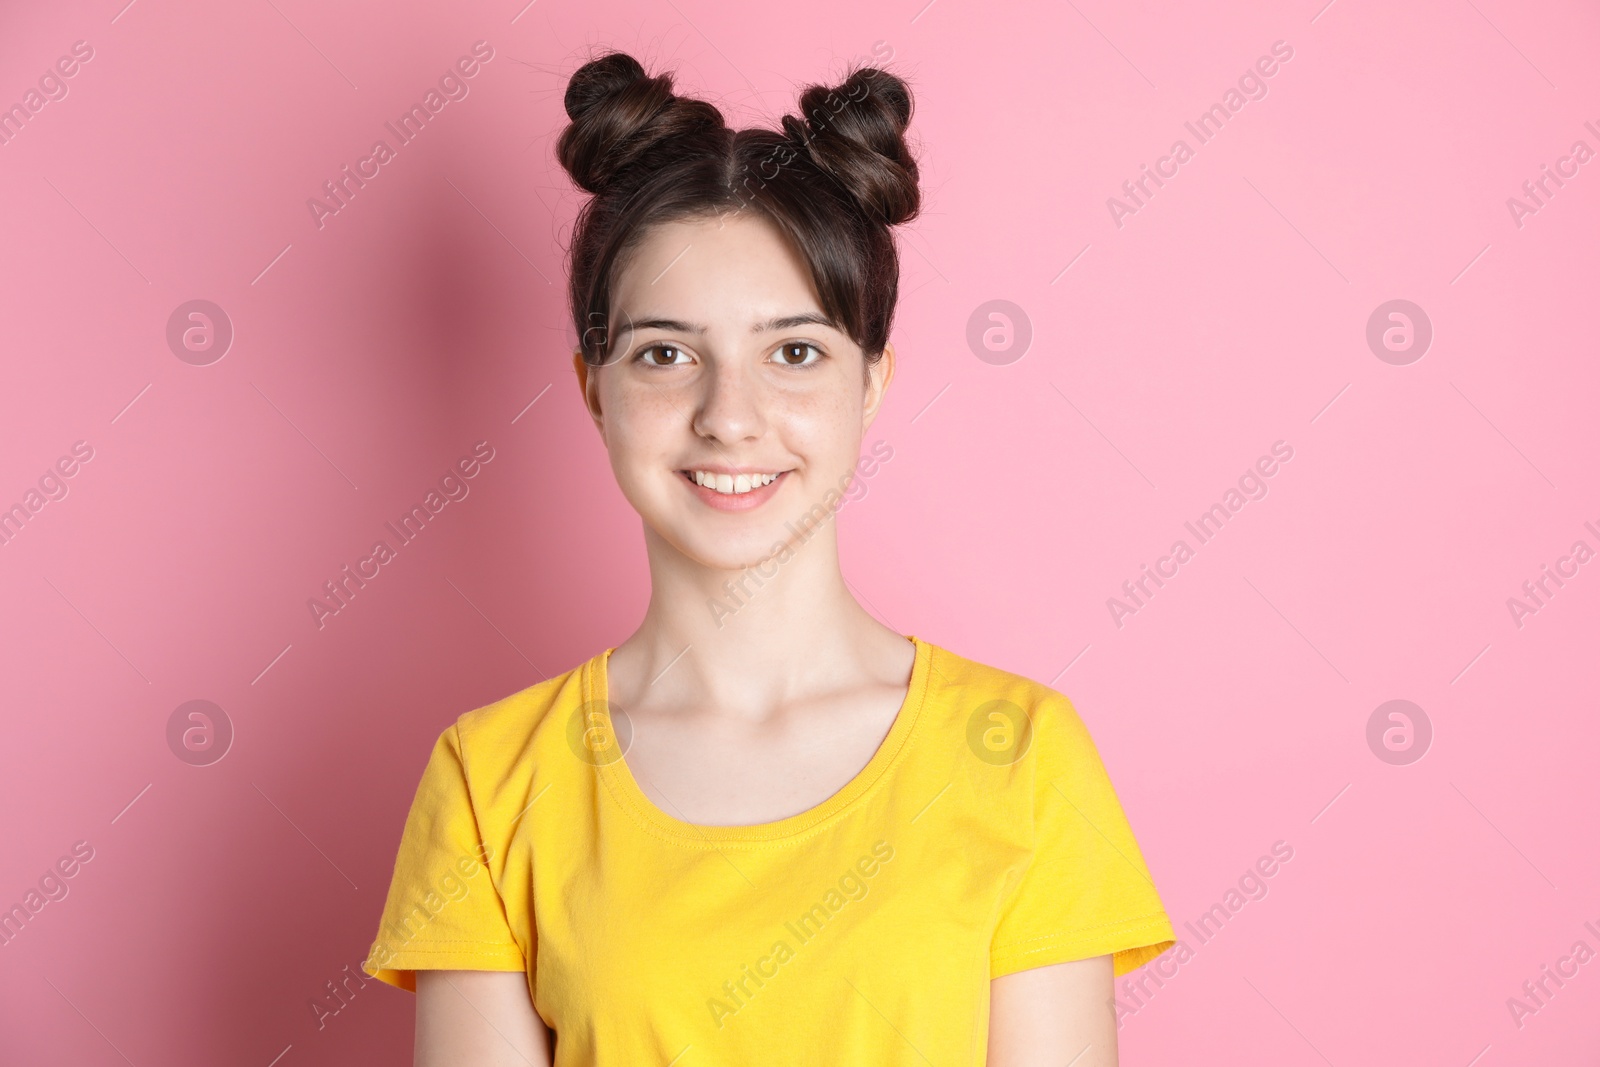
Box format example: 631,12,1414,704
555,50,921,366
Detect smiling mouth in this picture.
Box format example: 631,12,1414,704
679,469,789,496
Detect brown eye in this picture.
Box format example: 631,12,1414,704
637,344,687,366
774,342,823,367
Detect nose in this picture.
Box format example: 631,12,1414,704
690,359,765,444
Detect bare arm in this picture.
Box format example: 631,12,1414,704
987,954,1117,1067
414,970,553,1067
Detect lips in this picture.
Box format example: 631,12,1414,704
679,469,788,511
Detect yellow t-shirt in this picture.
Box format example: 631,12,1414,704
363,634,1174,1064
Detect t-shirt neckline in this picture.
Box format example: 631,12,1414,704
586,633,931,844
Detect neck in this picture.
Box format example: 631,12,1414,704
614,517,893,718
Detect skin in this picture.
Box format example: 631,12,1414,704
414,210,1116,1066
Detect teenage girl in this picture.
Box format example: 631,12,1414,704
364,50,1175,1066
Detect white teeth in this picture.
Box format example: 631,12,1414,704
689,470,780,495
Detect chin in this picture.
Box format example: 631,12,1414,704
673,527,792,572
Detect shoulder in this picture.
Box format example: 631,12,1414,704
921,638,1082,724
443,651,598,781
919,639,1097,770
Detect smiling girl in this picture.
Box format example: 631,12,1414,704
364,50,1174,1066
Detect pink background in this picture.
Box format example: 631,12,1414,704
2,0,1597,1063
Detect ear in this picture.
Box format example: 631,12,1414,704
573,349,605,429
860,341,895,433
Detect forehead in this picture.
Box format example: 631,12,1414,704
610,212,825,329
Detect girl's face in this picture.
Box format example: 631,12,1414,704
574,211,895,572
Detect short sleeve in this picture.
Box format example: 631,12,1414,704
989,692,1175,979
361,722,527,992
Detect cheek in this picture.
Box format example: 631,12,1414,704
601,389,709,516
779,383,864,454
603,385,681,460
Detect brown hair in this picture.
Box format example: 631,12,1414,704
555,50,921,368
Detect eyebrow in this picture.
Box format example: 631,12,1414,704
613,312,839,337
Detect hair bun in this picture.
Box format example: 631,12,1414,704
781,66,920,227
557,51,726,196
